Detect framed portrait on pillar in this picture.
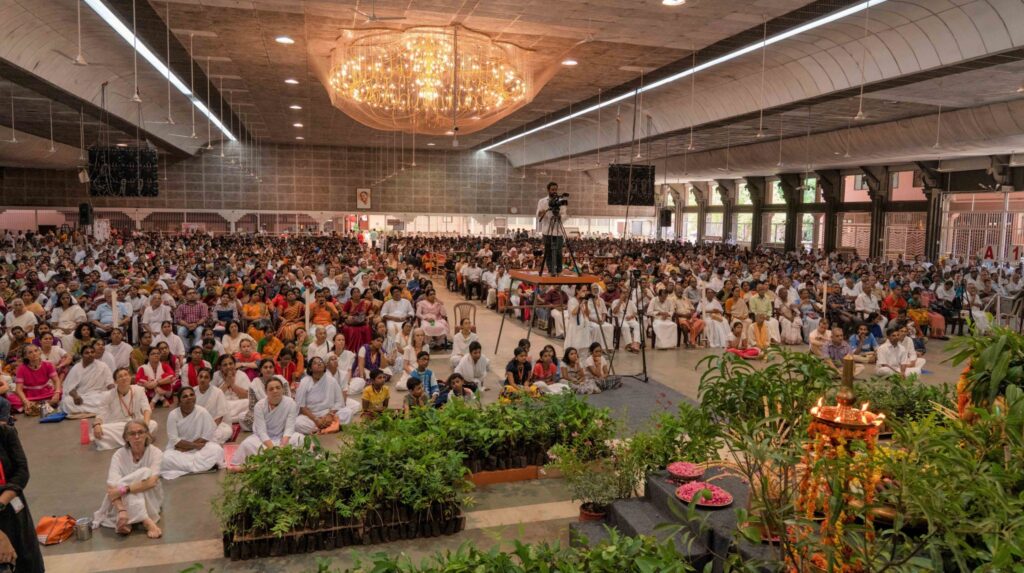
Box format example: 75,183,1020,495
356,188,372,210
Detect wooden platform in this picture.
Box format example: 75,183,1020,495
508,270,600,285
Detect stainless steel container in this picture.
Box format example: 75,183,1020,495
75,518,92,541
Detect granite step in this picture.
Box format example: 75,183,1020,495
568,520,612,549
608,498,712,567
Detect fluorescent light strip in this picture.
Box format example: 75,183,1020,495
481,0,886,152
83,0,237,142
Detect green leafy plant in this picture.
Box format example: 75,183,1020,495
698,349,836,425
852,374,954,422
948,326,1024,406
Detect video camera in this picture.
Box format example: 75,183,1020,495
548,192,570,214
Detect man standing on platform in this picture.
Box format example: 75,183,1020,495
537,182,565,276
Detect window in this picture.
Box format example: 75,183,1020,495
735,213,753,243
705,213,723,239
763,213,787,244
709,187,722,206
802,177,819,203
843,175,871,202
683,187,694,207
769,181,786,204
737,183,753,206
681,213,698,242
889,170,926,201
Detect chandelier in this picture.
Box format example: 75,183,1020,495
327,26,551,135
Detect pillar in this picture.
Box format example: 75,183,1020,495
778,173,802,252
816,170,841,254
860,166,890,259
715,179,736,243
668,186,684,240
745,177,766,250
915,162,944,261
691,182,709,243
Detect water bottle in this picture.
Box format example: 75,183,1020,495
80,419,91,445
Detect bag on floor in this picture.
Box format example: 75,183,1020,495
36,514,76,545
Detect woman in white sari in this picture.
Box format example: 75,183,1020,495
92,420,164,538
194,368,233,443
294,357,347,434
242,359,291,432
231,378,303,466
394,328,429,391
326,333,361,417
448,319,478,370
698,289,731,348
159,387,224,480
92,368,158,451
565,285,596,352
220,321,255,357
964,284,992,334
775,288,804,345
211,355,251,423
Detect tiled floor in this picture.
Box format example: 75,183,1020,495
23,282,963,572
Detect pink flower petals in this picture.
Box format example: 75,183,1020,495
675,481,733,507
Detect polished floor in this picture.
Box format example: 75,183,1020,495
22,282,963,572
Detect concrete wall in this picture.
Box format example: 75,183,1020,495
0,143,653,218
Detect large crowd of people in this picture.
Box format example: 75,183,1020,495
0,226,1020,541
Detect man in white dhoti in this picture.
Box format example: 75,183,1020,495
380,287,414,336
93,420,164,538
295,357,347,434
61,344,113,416
647,289,676,350
92,368,158,451
194,368,234,443
160,387,224,480
231,378,304,466
896,322,926,373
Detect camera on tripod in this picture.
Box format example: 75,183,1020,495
548,193,570,214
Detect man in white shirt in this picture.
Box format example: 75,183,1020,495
537,182,566,275
462,260,484,300
380,286,414,336
454,342,490,393
875,326,924,378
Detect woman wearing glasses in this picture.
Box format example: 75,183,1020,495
92,420,164,539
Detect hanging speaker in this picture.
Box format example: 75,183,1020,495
659,209,672,228
78,203,93,226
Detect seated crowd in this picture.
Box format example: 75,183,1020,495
0,229,1018,539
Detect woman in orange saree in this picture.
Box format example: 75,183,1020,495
275,289,305,342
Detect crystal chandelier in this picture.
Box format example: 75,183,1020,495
327,26,550,135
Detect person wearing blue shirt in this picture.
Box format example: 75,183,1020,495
91,288,132,338
408,351,438,400
848,323,878,364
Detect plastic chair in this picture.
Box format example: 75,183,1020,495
454,303,477,333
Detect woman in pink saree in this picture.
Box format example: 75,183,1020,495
415,289,449,347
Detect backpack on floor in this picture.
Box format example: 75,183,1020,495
36,515,76,545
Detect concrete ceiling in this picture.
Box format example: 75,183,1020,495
147,0,817,148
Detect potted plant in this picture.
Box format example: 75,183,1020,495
547,443,621,521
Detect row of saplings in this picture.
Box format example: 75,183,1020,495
215,394,617,560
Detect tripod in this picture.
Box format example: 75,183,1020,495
612,270,650,384
539,208,582,277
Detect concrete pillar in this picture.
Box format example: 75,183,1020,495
690,182,709,243
915,162,944,261
816,170,841,254
778,173,802,252
860,166,890,259
715,179,736,243
668,185,686,240
745,177,767,250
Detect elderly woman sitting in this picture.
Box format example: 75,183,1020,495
159,387,224,480
231,377,303,467
92,420,164,539
92,368,159,451
294,357,346,435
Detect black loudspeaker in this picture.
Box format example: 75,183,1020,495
607,164,655,206
78,203,93,226
659,209,672,227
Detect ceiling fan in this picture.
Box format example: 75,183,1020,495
354,0,406,23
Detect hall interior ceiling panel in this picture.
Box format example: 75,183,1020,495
504,0,1024,170
0,0,215,157
149,0,816,148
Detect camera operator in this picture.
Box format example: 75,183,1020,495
537,182,565,275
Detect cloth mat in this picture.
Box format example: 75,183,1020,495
583,377,697,435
